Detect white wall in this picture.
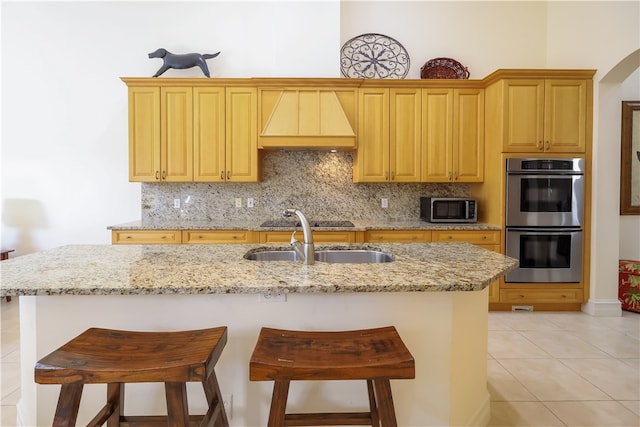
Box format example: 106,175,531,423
2,1,640,308
341,1,548,78
1,1,341,254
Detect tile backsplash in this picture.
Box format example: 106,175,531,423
141,151,470,223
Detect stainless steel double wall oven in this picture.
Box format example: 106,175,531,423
505,158,585,283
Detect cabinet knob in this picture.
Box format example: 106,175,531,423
125,235,132,239
448,172,453,181
482,235,487,240
545,141,550,150
390,171,395,180
537,141,543,150
227,171,231,180
161,171,166,180
155,171,160,180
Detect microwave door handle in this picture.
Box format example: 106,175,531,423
465,201,470,219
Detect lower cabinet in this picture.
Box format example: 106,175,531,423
500,288,583,304
259,231,358,244
183,230,258,244
364,230,431,243
112,230,183,244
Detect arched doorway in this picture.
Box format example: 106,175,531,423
586,49,640,316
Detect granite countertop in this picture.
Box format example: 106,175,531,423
107,219,501,231
0,243,516,296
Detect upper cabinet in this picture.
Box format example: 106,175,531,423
421,88,484,182
257,79,359,150
123,79,259,183
128,86,193,182
484,71,594,154
354,87,422,182
123,70,593,184
193,86,258,182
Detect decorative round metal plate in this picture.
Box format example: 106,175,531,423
340,33,410,79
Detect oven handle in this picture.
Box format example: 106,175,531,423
506,172,584,177
506,227,582,233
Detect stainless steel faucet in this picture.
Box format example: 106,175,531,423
283,208,314,265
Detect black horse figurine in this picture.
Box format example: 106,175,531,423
148,48,220,78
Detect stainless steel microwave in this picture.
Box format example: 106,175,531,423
420,197,477,223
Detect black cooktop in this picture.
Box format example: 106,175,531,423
260,220,355,228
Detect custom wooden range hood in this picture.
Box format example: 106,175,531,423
257,78,359,150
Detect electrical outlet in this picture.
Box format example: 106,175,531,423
235,198,242,208
173,199,180,209
247,197,254,208
381,198,389,208
260,293,287,302
222,394,232,419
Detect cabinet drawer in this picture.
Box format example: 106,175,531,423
183,230,257,244
112,230,182,244
364,230,431,243
432,230,500,245
259,231,356,244
500,289,583,303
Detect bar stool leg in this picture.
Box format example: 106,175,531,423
106,383,123,427
267,379,290,427
202,370,229,427
52,383,83,427
367,379,380,426
372,380,397,427
165,382,190,427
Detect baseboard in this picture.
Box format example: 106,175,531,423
464,393,491,427
582,298,622,316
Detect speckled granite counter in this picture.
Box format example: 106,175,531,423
0,243,516,296
107,219,501,231
11,242,516,426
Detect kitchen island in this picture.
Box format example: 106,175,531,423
1,243,516,426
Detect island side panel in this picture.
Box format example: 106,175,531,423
19,291,489,426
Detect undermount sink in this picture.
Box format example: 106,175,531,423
244,250,302,261
243,248,394,263
313,249,393,263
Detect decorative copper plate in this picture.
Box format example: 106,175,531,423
420,57,470,79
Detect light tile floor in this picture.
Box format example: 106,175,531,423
1,298,639,426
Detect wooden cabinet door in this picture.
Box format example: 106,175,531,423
259,231,356,243
453,89,484,182
422,89,453,182
128,86,160,182
544,79,587,152
502,79,587,153
502,79,544,152
354,88,389,182
112,230,182,244
161,87,193,182
390,89,421,182
194,87,226,182
226,87,259,182
183,230,258,244
364,230,431,243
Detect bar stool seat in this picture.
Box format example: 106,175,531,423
250,326,415,427
35,327,229,427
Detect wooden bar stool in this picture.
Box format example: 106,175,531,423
249,326,415,427
35,327,229,427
